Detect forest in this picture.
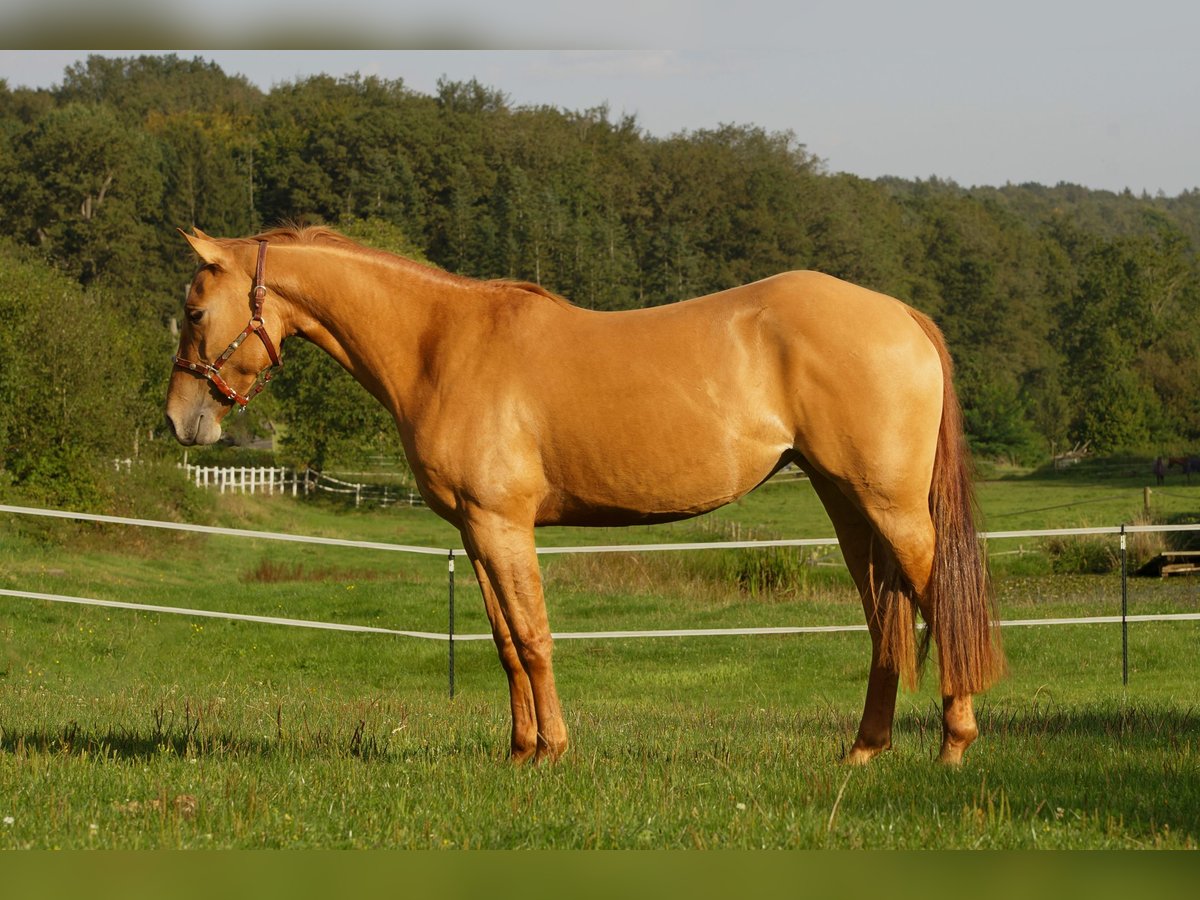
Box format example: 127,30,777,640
2,52,1200,505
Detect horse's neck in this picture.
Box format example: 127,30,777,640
278,247,460,424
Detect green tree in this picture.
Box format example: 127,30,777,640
56,53,262,123
2,102,165,296
484,104,647,308
255,74,425,233
1052,225,1198,452
638,125,819,306
0,241,151,505
808,174,925,299
961,372,1042,463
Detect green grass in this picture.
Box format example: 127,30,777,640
1,467,1199,848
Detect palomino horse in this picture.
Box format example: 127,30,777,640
165,227,1004,765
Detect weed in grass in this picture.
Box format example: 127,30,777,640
544,539,854,615
1045,535,1120,574
714,546,813,598
1042,510,1186,576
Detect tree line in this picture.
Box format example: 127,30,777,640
2,53,1199,504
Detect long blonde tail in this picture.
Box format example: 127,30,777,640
906,308,1005,695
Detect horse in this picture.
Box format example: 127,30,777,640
165,226,1005,765
1168,456,1200,483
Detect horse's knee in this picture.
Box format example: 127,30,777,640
513,630,555,674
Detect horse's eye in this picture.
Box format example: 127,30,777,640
186,308,205,324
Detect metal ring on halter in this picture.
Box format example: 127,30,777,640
173,240,282,408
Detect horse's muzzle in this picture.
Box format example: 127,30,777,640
165,407,222,447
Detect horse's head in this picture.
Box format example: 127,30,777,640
165,230,284,445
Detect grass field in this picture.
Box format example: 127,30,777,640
1,461,1198,849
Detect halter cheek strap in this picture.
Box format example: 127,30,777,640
173,240,283,407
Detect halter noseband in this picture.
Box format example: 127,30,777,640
173,240,283,408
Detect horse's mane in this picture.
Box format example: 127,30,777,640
243,224,575,308
248,224,408,265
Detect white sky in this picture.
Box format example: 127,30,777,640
1,1,1198,195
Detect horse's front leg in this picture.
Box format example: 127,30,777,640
462,510,568,763
466,552,538,762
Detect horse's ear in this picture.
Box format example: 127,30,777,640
178,228,230,268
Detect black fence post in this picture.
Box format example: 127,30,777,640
1120,524,1128,686
448,549,456,699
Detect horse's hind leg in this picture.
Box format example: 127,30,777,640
872,509,981,764
465,551,539,762
854,494,981,764
810,469,980,764
938,695,978,765
807,472,901,764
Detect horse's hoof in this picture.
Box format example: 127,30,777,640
937,744,967,765
510,746,536,765
843,742,889,765
532,738,568,765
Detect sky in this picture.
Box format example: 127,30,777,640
1,1,1198,196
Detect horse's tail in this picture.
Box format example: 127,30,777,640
906,308,1006,696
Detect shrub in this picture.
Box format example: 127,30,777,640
1045,536,1119,575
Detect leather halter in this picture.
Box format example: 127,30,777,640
173,240,282,407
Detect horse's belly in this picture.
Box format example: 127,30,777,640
534,427,792,527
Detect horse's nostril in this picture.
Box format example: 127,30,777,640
164,411,200,446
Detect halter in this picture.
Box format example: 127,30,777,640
173,240,283,408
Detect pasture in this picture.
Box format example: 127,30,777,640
1,465,1198,849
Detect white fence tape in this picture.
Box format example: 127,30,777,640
12,502,1200,554
0,588,450,640
2,587,1196,641
4,503,1200,646
0,503,448,556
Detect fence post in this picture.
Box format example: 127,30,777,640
1120,524,1128,686
448,549,456,700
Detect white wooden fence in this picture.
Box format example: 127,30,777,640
180,464,424,507
184,464,297,496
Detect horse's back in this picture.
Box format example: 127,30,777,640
494,270,945,525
